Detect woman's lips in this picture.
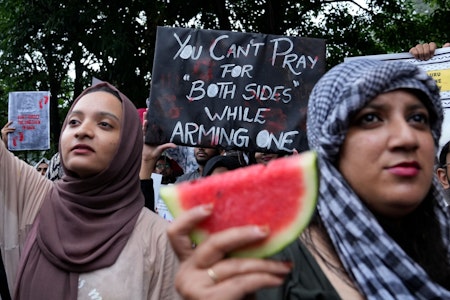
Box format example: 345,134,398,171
388,162,420,177
72,144,94,154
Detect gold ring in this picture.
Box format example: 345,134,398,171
207,268,219,283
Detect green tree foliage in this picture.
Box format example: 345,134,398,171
420,0,450,44
0,0,170,158
0,0,446,159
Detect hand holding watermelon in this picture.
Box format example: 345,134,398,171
162,151,318,258
167,204,293,299
165,151,318,299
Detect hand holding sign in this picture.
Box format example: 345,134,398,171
1,121,15,148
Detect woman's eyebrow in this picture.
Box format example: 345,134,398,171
68,110,120,122
69,110,83,116
98,111,120,122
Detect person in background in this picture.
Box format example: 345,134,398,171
221,149,249,166
0,82,180,299
34,158,49,176
248,151,280,165
149,154,182,220
154,155,184,184
137,108,147,126
202,155,245,177
410,42,450,203
138,109,177,213
175,146,221,183
167,59,450,299
142,150,183,220
45,152,64,181
165,146,199,175
409,42,450,60
436,140,450,204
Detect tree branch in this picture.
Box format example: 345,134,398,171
321,0,372,14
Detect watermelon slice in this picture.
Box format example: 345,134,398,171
160,151,318,258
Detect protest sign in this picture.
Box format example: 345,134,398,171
146,26,326,153
346,48,450,148
7,91,50,151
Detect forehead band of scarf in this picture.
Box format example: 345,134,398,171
307,58,442,162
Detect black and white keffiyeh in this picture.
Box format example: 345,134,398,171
307,58,450,299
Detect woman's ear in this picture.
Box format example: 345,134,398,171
436,168,450,189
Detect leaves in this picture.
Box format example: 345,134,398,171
0,0,446,158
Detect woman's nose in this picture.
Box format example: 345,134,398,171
389,118,419,150
74,122,94,139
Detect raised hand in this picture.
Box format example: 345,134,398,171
1,121,15,147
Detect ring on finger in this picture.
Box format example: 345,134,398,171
207,268,219,283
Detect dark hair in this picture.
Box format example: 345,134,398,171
202,155,244,176
221,149,249,166
439,140,450,167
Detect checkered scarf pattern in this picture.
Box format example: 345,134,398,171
307,59,450,299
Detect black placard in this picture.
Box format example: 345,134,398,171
146,26,325,153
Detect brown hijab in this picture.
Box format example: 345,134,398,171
14,82,145,299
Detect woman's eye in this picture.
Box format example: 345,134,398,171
359,113,380,124
99,121,112,128
410,112,429,124
68,119,80,126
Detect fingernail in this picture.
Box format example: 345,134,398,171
254,225,270,236
198,203,213,214
282,261,293,269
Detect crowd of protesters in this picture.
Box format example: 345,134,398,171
0,42,449,299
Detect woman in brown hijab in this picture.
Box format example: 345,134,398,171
0,82,179,299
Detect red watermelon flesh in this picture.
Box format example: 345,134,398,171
160,151,318,258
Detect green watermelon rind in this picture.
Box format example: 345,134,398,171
160,151,318,258
226,151,318,258
160,185,182,218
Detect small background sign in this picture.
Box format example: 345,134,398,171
8,91,50,151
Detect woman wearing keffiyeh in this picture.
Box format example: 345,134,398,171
168,59,450,299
